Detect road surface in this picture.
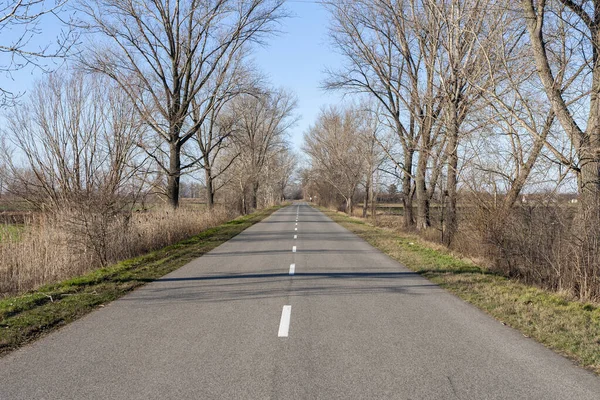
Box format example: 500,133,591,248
1,203,600,399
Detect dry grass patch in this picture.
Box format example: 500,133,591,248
0,207,236,295
321,208,600,374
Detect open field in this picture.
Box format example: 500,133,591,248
321,208,600,375
0,205,283,355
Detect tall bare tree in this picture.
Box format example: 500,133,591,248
192,54,262,209
466,6,579,215
77,0,285,208
1,71,144,209
428,0,503,245
521,0,600,205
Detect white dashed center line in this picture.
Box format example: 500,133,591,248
294,235,297,239
289,263,295,275
292,246,296,253
278,306,292,337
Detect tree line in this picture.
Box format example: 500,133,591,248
303,0,599,242
302,0,600,300
0,0,297,214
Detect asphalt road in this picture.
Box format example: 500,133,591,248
1,203,600,399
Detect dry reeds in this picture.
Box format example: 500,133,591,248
0,207,236,296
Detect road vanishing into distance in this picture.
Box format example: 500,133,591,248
2,203,600,399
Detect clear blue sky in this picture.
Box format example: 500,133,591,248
253,0,345,152
1,0,344,153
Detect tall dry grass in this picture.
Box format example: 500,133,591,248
354,201,600,302
0,207,237,296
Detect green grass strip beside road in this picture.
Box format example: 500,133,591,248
0,206,283,356
321,208,600,375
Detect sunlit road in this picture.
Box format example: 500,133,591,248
1,203,600,399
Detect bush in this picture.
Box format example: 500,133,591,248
463,202,600,302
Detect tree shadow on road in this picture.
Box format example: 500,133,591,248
118,271,441,305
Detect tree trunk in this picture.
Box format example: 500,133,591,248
371,176,377,220
203,153,215,209
402,150,414,228
579,144,600,204
205,168,215,210
522,1,600,202
363,173,371,218
251,181,259,210
416,148,430,230
443,100,459,247
167,141,181,209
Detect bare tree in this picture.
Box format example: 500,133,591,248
360,104,386,218
271,149,297,203
2,71,144,208
192,54,263,209
77,0,286,208
227,88,297,213
426,0,503,245
466,6,579,214
521,0,600,205
304,104,369,214
0,70,147,264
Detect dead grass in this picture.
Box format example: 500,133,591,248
321,207,600,375
0,207,237,295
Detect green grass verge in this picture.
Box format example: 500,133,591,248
0,224,24,242
321,208,600,374
0,206,283,356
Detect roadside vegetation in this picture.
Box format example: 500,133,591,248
0,207,237,295
302,1,600,306
322,208,600,374
0,0,297,298
0,206,281,356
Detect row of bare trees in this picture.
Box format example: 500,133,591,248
0,0,297,294
303,104,383,215
76,0,292,209
302,0,600,300
1,0,298,214
313,0,597,240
